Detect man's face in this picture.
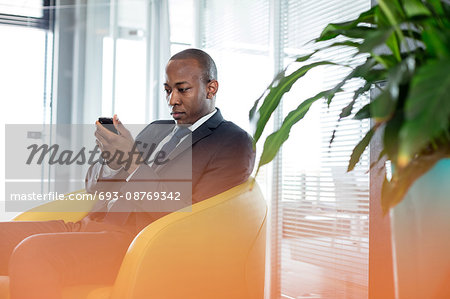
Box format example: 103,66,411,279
164,58,213,124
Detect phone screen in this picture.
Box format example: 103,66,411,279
98,117,119,134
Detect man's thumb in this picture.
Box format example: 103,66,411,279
113,114,126,135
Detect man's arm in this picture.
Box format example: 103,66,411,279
85,159,128,194
192,128,255,203
86,115,147,195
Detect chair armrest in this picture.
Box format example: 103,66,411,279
13,190,97,223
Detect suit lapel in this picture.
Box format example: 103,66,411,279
192,108,224,144
153,109,224,173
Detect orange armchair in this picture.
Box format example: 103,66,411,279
0,180,267,299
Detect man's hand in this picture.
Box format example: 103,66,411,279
95,115,140,174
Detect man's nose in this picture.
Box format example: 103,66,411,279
167,91,181,106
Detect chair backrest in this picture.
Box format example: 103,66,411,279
111,180,267,299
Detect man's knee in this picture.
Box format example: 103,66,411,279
9,234,57,278
9,234,63,299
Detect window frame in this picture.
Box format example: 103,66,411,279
0,0,54,30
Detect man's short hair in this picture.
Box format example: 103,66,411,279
169,49,217,83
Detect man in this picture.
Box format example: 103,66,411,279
0,49,255,299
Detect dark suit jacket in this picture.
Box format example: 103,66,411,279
85,109,255,233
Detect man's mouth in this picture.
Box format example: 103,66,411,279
171,112,185,119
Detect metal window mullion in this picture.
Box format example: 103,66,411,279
43,0,54,31
42,30,50,195
193,0,204,48
145,0,152,123
147,0,165,121
269,0,286,298
44,1,56,194
110,0,119,114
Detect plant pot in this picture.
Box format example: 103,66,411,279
390,158,450,299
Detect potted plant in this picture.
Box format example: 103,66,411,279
250,0,450,298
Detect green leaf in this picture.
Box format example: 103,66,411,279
249,89,269,123
348,127,376,172
383,110,404,164
317,6,377,41
391,57,415,92
352,57,378,78
354,103,371,120
340,82,372,118
358,28,394,53
372,54,401,69
362,68,386,83
255,90,332,174
378,0,404,27
377,0,405,46
385,30,402,61
249,70,286,121
375,4,391,27
340,100,356,119
326,41,362,49
352,68,407,122
403,0,431,18
317,26,375,42
295,51,318,62
252,61,336,143
371,90,396,120
325,57,377,107
398,59,450,164
425,0,444,15
422,26,450,59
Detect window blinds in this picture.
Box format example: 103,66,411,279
280,0,370,298
199,0,371,298
200,0,272,133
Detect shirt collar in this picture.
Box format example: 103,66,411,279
177,108,217,132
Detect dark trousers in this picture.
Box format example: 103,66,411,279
0,217,135,299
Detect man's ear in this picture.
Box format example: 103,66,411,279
206,80,219,99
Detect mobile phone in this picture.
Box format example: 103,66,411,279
98,117,119,134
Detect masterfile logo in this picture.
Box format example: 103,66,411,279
4,124,193,213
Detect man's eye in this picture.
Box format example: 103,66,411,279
164,89,171,95
179,88,190,93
